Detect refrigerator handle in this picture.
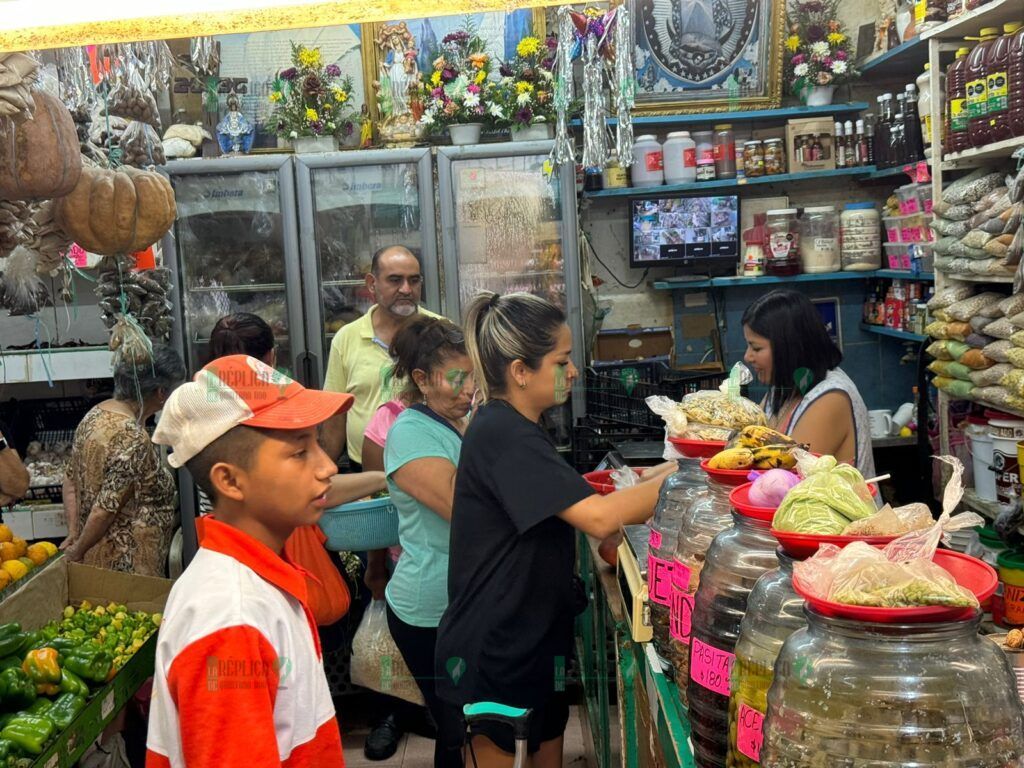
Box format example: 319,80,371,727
302,351,323,389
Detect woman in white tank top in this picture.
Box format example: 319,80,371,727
740,290,876,479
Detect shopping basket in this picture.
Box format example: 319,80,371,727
318,496,399,551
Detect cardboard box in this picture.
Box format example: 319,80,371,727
0,559,172,768
594,326,673,363
786,118,837,172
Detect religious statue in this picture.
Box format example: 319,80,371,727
374,22,424,145
215,93,254,154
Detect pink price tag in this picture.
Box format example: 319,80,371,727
647,555,673,605
649,528,662,551
690,637,735,697
737,703,765,761
669,562,693,642
68,243,88,268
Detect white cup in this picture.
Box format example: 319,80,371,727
869,409,894,438
892,402,915,430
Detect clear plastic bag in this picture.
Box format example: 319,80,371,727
647,364,765,441
646,395,689,438
946,291,1004,321
106,68,161,130
610,466,640,489
350,600,425,706
927,285,974,311
843,502,934,536
772,452,876,535
120,120,165,167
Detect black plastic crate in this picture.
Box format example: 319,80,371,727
21,485,63,504
583,367,728,431
0,397,100,455
571,415,662,473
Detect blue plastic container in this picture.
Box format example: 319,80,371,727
318,496,399,551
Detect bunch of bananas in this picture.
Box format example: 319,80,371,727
707,427,800,470
0,53,39,120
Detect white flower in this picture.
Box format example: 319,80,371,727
289,130,298,139
810,41,830,57
488,103,505,119
420,110,435,125
831,60,848,74
464,93,481,108
516,92,533,105
541,69,553,81
794,63,809,77
501,76,514,86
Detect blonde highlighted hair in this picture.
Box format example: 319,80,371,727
463,292,566,401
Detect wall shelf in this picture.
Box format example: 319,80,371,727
573,102,868,129
858,37,926,78
860,323,928,343
654,269,935,291
941,136,1024,170
938,272,1016,284
586,166,874,199
875,269,935,281
0,347,113,384
923,0,1023,40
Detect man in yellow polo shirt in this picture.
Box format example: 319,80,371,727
321,245,441,468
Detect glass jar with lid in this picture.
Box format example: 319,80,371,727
727,550,805,768
763,138,786,175
686,498,780,768
798,205,840,274
765,209,801,277
714,124,737,179
841,202,881,271
743,141,765,177
763,610,1024,766
669,476,736,698
649,459,708,669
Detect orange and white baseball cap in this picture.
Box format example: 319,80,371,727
153,355,353,468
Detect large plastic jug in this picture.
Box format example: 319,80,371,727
1008,23,1024,137
946,47,970,153
966,28,999,148
988,23,1021,142
917,63,944,156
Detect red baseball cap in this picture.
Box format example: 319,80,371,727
153,355,353,468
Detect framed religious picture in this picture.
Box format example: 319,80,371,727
631,0,786,114
361,10,546,144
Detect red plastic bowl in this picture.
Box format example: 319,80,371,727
583,468,646,495
772,529,901,559
728,483,778,522
700,459,757,487
668,437,726,459
792,549,997,624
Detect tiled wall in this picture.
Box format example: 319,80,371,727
670,279,920,411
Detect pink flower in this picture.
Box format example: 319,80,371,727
431,87,443,98
835,49,848,61
822,57,833,68
467,84,481,94
791,54,806,65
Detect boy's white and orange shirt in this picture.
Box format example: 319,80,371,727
145,518,344,768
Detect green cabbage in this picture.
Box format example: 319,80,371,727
772,472,877,533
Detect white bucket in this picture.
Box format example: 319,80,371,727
989,418,1024,502
968,425,997,501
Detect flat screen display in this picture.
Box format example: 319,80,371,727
630,195,739,269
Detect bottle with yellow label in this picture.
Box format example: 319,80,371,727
966,27,1000,148
989,22,1022,142
917,63,945,158
947,46,970,153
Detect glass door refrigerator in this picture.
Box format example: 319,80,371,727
436,141,584,444
293,148,440,388
161,154,305,563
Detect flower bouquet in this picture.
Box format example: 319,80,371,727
489,34,558,139
420,24,498,143
784,0,859,105
269,43,357,147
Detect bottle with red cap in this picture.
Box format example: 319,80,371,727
947,47,971,153
987,23,1021,142
966,27,1000,148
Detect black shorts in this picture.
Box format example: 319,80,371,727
438,693,570,756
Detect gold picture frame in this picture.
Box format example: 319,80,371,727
360,9,547,129
631,0,786,115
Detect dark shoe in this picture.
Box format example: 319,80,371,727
364,713,403,761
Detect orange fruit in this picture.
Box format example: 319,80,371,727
25,545,47,567
0,525,12,544
11,538,27,558
1,561,27,581
0,543,17,562
37,542,57,558
0,571,11,590
17,558,33,572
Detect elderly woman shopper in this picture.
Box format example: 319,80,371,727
61,344,187,576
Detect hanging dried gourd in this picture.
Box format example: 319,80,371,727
53,164,176,256
0,53,40,120
0,92,82,201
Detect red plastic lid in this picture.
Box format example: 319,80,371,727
792,549,997,623
583,468,646,496
700,459,755,487
729,483,777,522
668,437,726,458
772,529,900,559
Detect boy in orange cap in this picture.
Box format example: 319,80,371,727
146,356,353,768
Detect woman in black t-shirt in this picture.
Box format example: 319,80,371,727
435,292,674,768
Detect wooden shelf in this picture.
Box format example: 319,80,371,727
942,136,1024,170
937,271,1016,284
573,102,869,129
860,323,928,343
586,166,874,199
923,0,1024,40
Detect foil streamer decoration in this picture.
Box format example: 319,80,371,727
580,34,608,170
190,37,220,77
56,47,94,112
614,5,635,168
549,6,577,169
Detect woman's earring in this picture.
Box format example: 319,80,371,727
518,380,527,389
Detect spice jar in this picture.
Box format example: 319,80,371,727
763,610,1024,767
714,124,737,179
686,497,780,768
669,477,735,701
743,141,765,178
694,130,717,182
763,138,786,175
765,209,801,277
632,134,664,186
727,550,805,768
664,131,697,184
602,150,628,189
841,202,881,271
798,205,840,273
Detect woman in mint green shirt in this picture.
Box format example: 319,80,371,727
383,315,473,768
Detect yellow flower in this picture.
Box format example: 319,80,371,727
785,35,801,52
431,71,442,86
297,46,322,69
468,53,490,70
333,88,349,103
269,91,282,103
515,81,534,94
305,108,318,121
516,36,541,58
475,70,487,85
827,32,846,45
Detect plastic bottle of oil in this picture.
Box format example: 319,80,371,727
946,46,970,153
966,27,1000,148
988,22,1022,142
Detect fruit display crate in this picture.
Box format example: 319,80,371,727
0,560,171,768
0,553,62,608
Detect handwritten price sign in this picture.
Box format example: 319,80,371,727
647,554,673,605
669,562,693,642
737,703,765,761
691,637,735,697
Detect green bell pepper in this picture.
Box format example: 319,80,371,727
46,637,80,656
48,693,85,730
0,669,35,711
0,660,19,674
0,738,13,760
62,646,112,685
0,628,23,662
23,699,51,716
1,713,54,755
13,633,41,658
57,668,88,697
